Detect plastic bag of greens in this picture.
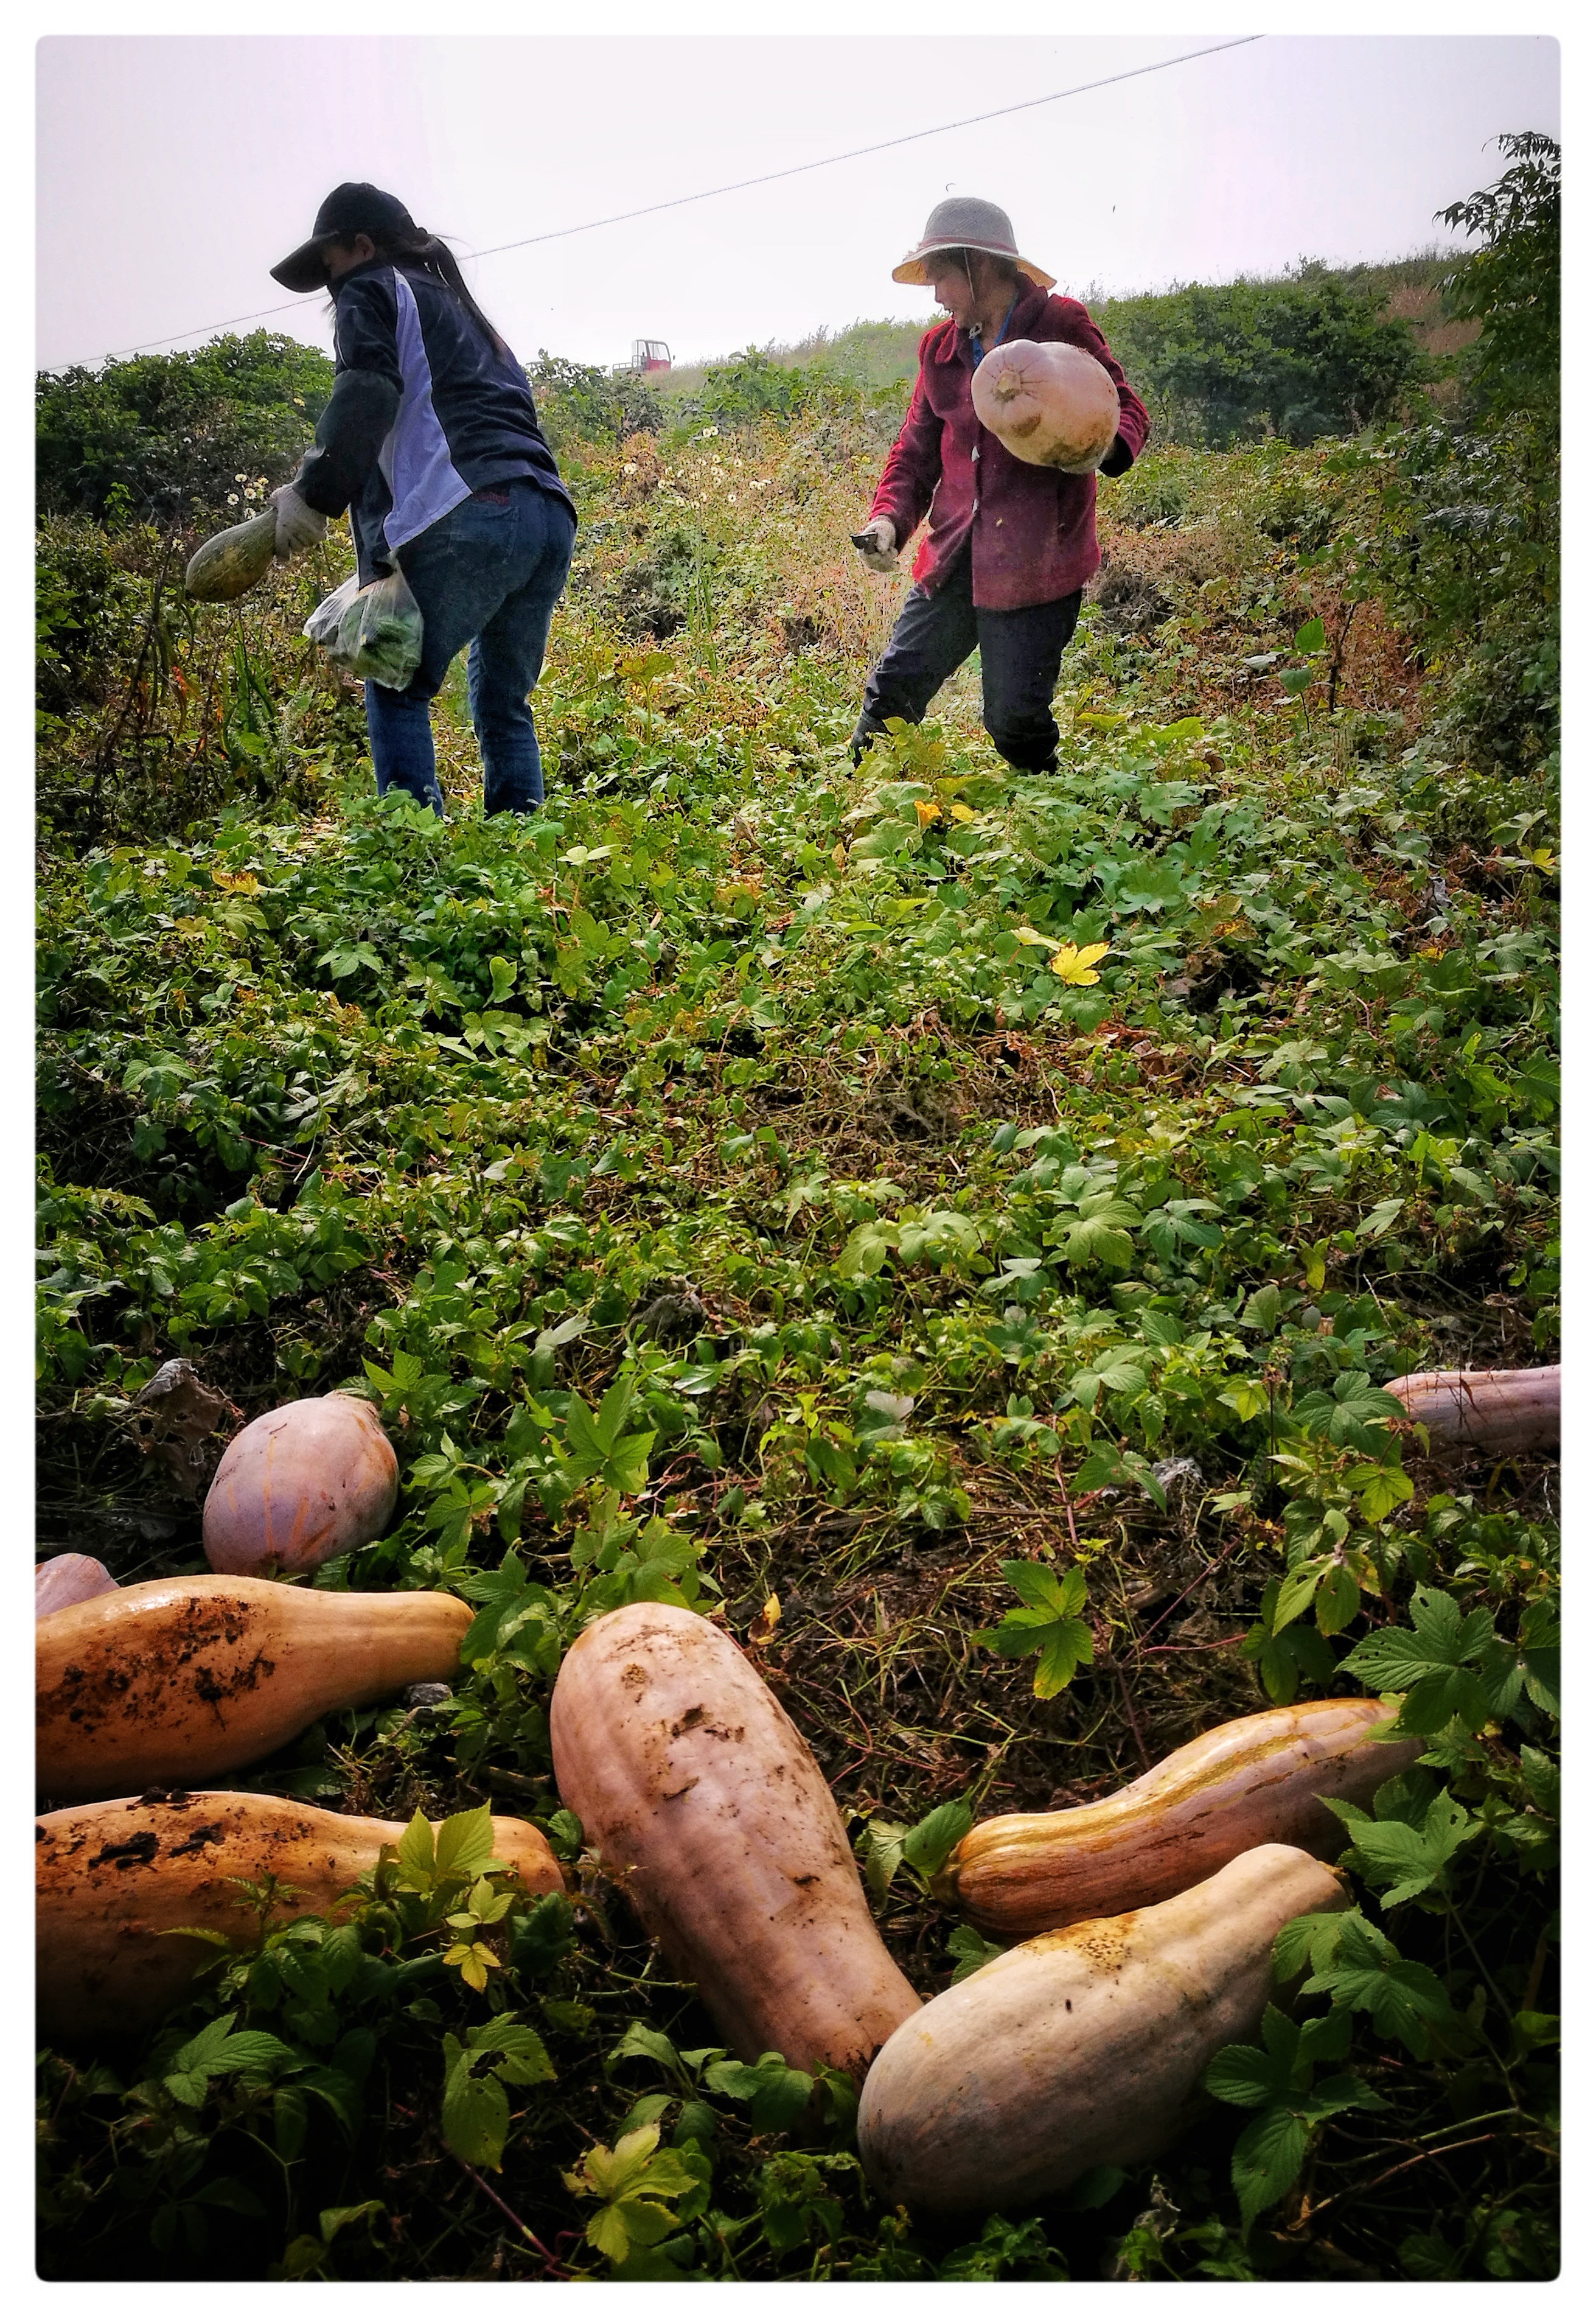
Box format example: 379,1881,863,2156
304,566,423,691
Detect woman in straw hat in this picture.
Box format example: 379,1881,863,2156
851,197,1148,775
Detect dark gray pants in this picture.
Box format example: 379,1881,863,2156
853,545,1082,772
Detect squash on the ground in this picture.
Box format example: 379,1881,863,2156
859,1842,1347,2212
936,1697,1419,1940
551,1601,921,2079
203,1393,399,1576
36,1555,118,1620
1387,1364,1559,1455
37,1576,472,1801
36,1792,564,2039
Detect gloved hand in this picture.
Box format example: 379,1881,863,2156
270,483,328,561
854,515,898,573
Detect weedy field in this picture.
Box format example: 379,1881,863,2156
36,144,1558,2285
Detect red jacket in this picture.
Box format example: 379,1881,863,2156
869,281,1149,611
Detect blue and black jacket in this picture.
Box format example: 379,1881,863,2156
291,258,574,586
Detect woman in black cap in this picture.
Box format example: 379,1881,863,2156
268,183,575,817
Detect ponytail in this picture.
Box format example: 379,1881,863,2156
372,228,512,360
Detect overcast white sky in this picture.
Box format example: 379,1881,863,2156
37,31,1559,377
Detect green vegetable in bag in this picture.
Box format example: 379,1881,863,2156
304,568,424,691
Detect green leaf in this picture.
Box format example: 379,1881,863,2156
433,1803,500,1888
608,2021,688,2078
319,2201,384,2245
394,1810,437,1889
1205,2037,1294,2110
977,1560,1093,1700
1298,1912,1459,2056
1340,1586,1501,1733
1231,2102,1311,2226
703,2051,816,2134
901,1798,973,1882
858,1817,908,1901
441,2062,511,2171
1239,1282,1283,1333
1323,1789,1479,1906
472,2018,556,2087
1353,1461,1413,1520
947,1924,1006,1983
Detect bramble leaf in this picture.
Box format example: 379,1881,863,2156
976,1561,1093,1699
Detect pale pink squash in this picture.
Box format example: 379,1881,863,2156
36,1555,119,1620
204,1393,399,1576
551,1602,921,2078
971,338,1120,472
1387,1364,1559,1455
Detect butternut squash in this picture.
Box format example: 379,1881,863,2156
203,1393,399,1576
936,1697,1420,1941
36,1791,564,2041
37,1576,472,1802
1387,1363,1559,1455
859,1842,1347,2212
971,339,1120,474
183,509,278,602
36,1555,118,1620
550,1602,921,2078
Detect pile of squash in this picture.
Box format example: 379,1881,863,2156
551,1601,1417,2211
44,1366,1529,2213
35,1392,564,2036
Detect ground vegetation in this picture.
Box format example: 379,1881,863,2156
36,139,1557,2284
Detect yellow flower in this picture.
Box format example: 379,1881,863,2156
914,799,941,828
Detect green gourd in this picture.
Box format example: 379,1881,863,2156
184,509,278,602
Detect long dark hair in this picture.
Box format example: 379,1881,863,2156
331,228,511,360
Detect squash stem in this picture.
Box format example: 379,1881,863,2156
453,2156,572,2277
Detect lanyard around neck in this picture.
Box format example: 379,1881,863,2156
969,294,1019,364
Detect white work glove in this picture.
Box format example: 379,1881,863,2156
270,483,328,561
853,515,899,573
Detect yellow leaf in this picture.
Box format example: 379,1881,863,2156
1048,941,1110,987
1531,848,1557,872
750,1592,781,1645
832,842,848,869
949,802,977,823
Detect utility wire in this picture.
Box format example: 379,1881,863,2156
102,35,1262,362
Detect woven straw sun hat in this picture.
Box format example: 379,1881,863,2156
891,196,1055,290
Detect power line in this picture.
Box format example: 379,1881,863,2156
101,35,1262,362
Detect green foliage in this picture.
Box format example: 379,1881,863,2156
1104,269,1425,448
441,2017,556,2169
528,352,666,449
1438,132,1559,425
678,347,840,432
1205,2004,1385,2232
561,2124,709,2269
976,1559,1094,1698
37,331,333,526
35,142,1558,2284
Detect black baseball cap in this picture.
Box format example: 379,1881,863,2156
270,183,417,291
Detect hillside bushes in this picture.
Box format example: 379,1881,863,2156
1101,269,1426,449
37,330,333,528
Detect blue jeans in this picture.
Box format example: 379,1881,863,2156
364,478,576,815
